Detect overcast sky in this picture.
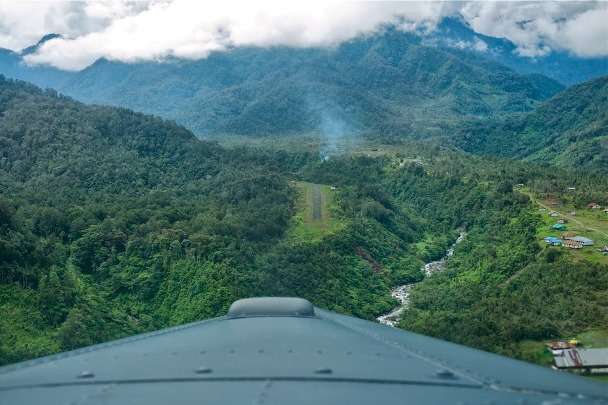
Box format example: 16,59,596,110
0,1,606,71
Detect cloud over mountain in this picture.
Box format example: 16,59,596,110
460,1,608,57
0,1,606,71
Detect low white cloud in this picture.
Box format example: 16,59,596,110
556,6,608,57
460,1,608,57
22,1,448,70
0,1,604,71
0,1,144,51
445,37,489,53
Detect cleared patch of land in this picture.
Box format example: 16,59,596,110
211,133,419,159
288,181,345,242
523,190,608,265
513,190,608,382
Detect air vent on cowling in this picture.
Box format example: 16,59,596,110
227,297,315,318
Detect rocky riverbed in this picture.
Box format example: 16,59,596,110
377,231,466,327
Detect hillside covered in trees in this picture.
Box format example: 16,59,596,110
0,77,413,363
457,75,608,173
1,77,607,370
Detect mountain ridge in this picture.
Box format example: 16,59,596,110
0,27,564,138
20,33,62,56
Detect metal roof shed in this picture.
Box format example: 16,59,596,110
554,348,608,372
571,236,594,246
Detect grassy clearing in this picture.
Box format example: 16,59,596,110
512,190,608,383
536,210,608,264
287,181,345,242
577,329,608,348
209,133,422,158
212,133,324,154
517,340,555,366
210,133,364,156
523,190,608,265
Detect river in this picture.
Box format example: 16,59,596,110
377,231,466,327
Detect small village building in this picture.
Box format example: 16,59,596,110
600,246,608,255
553,348,608,374
547,341,575,350
570,211,576,216
552,223,567,231
565,236,594,246
563,231,577,238
567,187,576,191
588,203,601,209
563,239,583,249
544,236,562,246
549,211,559,217
546,340,577,355
557,219,566,224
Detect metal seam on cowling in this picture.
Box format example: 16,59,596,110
0,375,483,393
2,377,605,402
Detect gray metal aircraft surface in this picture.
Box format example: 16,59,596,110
1,297,607,404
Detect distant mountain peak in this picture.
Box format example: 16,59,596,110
38,33,62,44
437,16,474,32
426,16,608,85
21,33,62,55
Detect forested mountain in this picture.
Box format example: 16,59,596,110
0,27,562,138
429,18,608,86
0,35,70,91
457,75,608,172
2,77,607,370
0,77,415,363
0,78,220,188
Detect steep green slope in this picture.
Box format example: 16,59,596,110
0,78,421,364
0,29,562,139
0,78,220,191
458,75,608,172
400,170,608,361
2,77,607,375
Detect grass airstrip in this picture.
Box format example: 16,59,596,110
288,181,345,242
